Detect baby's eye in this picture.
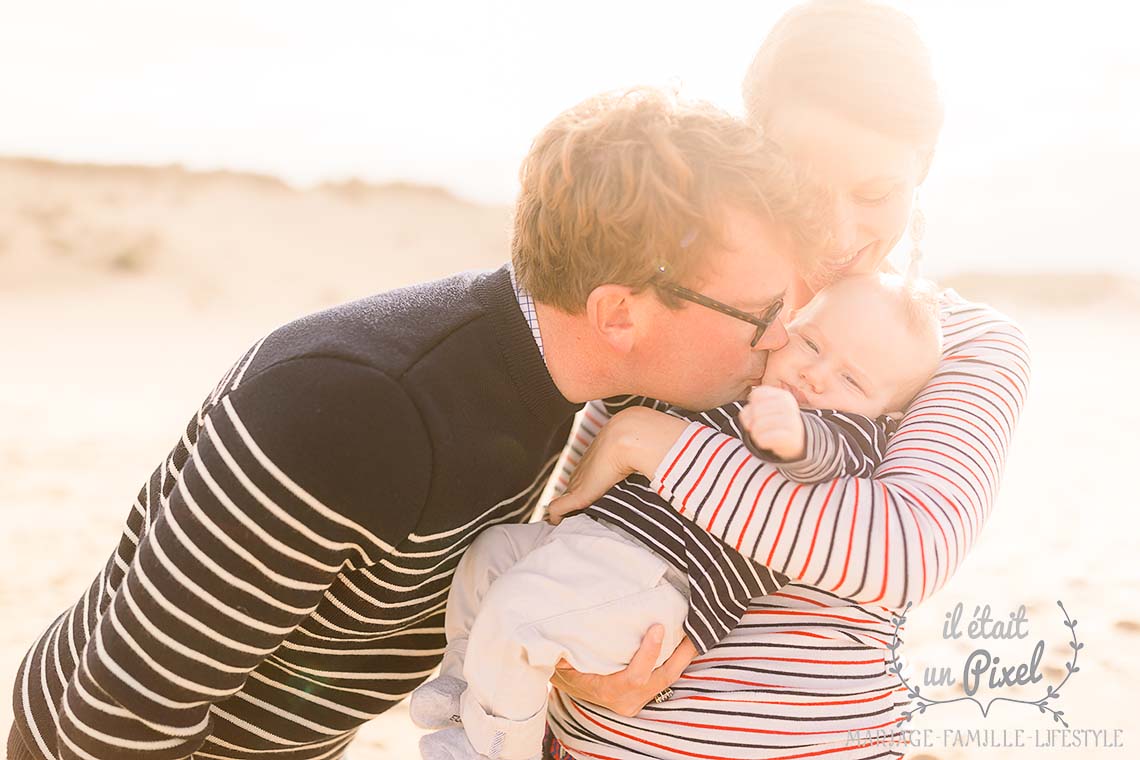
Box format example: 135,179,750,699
842,373,865,393
801,336,819,353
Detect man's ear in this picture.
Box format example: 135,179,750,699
585,284,637,354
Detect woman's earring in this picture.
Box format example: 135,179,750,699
905,191,926,282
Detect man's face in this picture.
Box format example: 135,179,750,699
633,207,795,410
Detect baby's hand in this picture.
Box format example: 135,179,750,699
739,386,806,461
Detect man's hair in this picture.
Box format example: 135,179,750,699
511,87,829,312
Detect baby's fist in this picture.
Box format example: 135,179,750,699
740,386,806,461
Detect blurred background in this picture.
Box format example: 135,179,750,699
1,1,1137,757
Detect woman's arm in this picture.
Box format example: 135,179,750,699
549,396,676,497
551,304,1031,609
547,405,689,516
545,397,697,716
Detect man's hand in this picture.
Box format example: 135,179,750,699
550,626,697,717
739,386,807,461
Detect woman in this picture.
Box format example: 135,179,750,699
542,1,1031,758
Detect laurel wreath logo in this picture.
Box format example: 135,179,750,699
888,600,1081,727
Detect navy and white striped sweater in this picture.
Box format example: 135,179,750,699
11,266,580,760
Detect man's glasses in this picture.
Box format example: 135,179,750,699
653,265,784,348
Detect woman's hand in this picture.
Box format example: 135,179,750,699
550,626,698,717
547,407,690,525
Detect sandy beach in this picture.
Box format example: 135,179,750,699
2,158,1137,759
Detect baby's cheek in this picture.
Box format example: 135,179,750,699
849,394,887,419
817,388,852,413
762,349,792,382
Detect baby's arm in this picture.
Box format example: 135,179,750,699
739,386,893,483
738,385,808,460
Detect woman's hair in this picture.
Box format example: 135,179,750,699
743,0,943,151
511,87,829,313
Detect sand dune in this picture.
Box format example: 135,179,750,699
2,158,1136,759
0,157,510,318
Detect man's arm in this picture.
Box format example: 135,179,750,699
55,357,430,760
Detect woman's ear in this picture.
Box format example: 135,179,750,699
915,146,936,186
585,284,637,354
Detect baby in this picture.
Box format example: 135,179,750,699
412,273,942,760
740,271,943,463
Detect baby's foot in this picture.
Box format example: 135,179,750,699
409,675,467,730
418,727,486,760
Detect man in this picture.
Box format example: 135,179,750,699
9,88,819,759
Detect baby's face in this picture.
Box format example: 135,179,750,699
760,279,934,418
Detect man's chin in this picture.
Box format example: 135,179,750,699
666,379,761,411
716,384,757,407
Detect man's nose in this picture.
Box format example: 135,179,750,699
753,318,788,352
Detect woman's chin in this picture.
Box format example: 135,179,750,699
808,244,883,288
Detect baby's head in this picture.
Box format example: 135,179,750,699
761,273,942,418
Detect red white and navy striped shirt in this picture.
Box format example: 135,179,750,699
585,402,895,654
547,291,1031,760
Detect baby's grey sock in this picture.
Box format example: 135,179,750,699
409,675,467,730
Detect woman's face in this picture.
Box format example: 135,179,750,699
766,103,929,291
